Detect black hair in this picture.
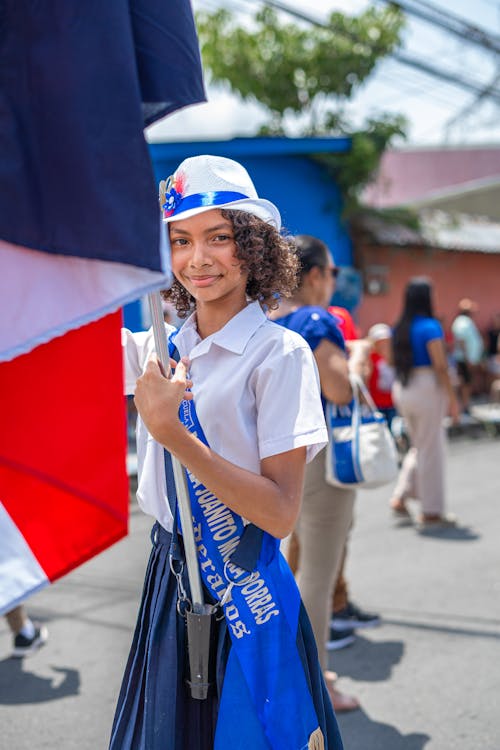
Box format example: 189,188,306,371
294,235,330,283
392,277,435,385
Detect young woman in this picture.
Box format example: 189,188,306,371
390,277,459,530
112,156,343,749
269,234,360,713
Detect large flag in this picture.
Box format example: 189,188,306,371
0,0,205,614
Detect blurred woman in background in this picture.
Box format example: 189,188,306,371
390,277,459,531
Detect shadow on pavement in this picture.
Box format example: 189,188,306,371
381,617,500,641
416,524,479,541
389,518,480,541
0,659,80,704
328,634,404,682
338,709,430,750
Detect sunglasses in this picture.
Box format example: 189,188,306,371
303,264,340,278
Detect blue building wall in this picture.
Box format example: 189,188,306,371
149,137,353,266
122,298,144,331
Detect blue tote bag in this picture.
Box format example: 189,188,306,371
325,375,398,489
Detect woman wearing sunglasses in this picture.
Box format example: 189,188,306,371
270,234,359,712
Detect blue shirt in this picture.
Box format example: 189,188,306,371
274,306,345,354
274,306,345,408
410,316,443,366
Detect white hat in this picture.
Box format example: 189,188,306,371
368,323,392,341
159,155,281,229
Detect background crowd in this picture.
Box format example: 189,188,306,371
5,230,499,727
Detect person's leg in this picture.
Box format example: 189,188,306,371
390,446,417,511
390,381,418,511
286,525,355,649
6,604,48,657
290,449,359,711
331,545,380,630
457,361,471,412
332,548,348,614
5,605,26,634
410,373,448,518
294,451,355,667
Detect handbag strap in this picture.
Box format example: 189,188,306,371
349,372,379,415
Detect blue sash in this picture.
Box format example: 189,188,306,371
176,396,324,750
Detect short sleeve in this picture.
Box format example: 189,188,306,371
299,308,346,352
121,324,175,395
421,318,444,344
254,341,328,463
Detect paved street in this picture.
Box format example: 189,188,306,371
1,432,499,750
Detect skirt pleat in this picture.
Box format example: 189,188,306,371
297,602,344,750
109,524,221,750
110,524,343,750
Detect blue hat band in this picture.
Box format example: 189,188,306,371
164,190,249,218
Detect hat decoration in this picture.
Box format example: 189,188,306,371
159,168,248,220
160,172,186,218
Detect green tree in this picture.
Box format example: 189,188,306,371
196,5,407,213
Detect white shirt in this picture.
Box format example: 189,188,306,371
451,314,484,364
122,301,328,531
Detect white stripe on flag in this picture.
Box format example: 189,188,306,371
0,502,49,615
0,219,171,361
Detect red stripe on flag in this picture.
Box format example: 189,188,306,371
0,312,129,582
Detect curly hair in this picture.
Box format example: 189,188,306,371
161,209,299,318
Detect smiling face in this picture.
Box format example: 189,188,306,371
169,209,248,311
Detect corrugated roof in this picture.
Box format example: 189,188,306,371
356,209,500,254
421,211,500,253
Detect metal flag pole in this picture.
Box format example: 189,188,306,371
148,291,214,699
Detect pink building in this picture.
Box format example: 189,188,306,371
355,146,500,337
363,145,500,216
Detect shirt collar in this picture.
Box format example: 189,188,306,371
175,301,267,358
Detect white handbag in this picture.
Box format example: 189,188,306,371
325,374,399,489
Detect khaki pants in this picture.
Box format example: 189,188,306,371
282,447,355,670
392,368,448,516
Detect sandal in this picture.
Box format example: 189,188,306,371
390,498,409,514
324,672,360,713
330,687,361,713
390,498,412,522
324,670,338,684
417,513,457,533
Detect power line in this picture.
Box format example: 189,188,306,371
375,0,500,54
197,0,500,143
394,51,500,101
372,68,469,110
253,0,500,103
445,66,500,135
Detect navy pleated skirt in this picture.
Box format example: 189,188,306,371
109,523,343,750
